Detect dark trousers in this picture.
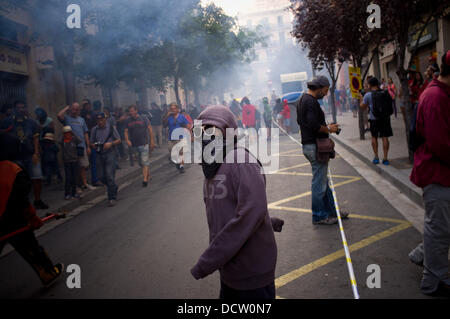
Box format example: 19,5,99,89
96,151,117,200
64,162,78,196
219,281,275,300
0,215,57,284
90,150,98,184
42,160,62,183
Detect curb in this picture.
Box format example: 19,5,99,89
0,152,169,259
41,153,169,215
331,135,424,208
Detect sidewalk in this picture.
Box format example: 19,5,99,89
34,146,169,219
328,111,424,208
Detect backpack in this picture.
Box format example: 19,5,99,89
371,90,393,119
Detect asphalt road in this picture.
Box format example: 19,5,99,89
0,135,431,299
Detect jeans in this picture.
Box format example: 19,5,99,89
421,184,450,294
96,151,117,201
64,162,78,196
302,143,337,222
90,150,98,184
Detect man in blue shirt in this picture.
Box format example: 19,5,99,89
57,103,94,190
163,102,191,173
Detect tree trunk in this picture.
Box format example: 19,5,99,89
174,75,181,107
329,85,337,124
396,36,414,163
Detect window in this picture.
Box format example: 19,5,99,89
279,32,285,45
277,16,283,27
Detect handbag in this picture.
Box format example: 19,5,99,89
316,138,335,163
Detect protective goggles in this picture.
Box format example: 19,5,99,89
192,125,223,139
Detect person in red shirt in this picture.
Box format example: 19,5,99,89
410,51,450,298
281,99,291,134
387,78,397,118
241,97,257,129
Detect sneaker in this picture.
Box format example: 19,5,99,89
73,193,80,199
372,157,380,164
34,200,49,210
108,200,117,207
408,243,424,267
64,195,72,200
313,216,338,225
85,184,96,190
143,181,148,187
42,263,64,288
382,159,390,165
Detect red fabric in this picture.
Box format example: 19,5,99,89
281,101,291,119
242,104,256,126
409,79,421,103
0,161,23,218
387,84,396,100
410,79,450,188
419,80,430,99
184,114,193,125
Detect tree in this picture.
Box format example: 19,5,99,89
376,0,450,162
163,3,265,106
74,0,198,108
291,0,350,123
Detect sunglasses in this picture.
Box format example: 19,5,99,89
193,125,223,139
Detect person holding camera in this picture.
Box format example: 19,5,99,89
90,113,121,207
297,76,349,225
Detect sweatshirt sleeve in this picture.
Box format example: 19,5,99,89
423,98,450,165
191,163,268,280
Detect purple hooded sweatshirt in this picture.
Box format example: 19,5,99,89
191,106,281,290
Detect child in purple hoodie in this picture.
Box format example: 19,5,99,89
191,106,283,299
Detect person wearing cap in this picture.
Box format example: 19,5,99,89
360,76,393,165
90,113,121,207
61,126,82,200
57,102,94,191
410,51,450,298
297,76,348,225
191,106,283,299
40,132,62,186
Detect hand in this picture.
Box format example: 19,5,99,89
150,143,156,151
86,147,91,156
127,140,132,147
328,123,339,133
103,142,112,151
32,153,40,164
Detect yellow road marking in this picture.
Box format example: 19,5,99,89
268,206,407,224
271,172,361,179
268,177,361,207
272,149,300,157
275,222,412,289
275,295,285,299
273,162,310,173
